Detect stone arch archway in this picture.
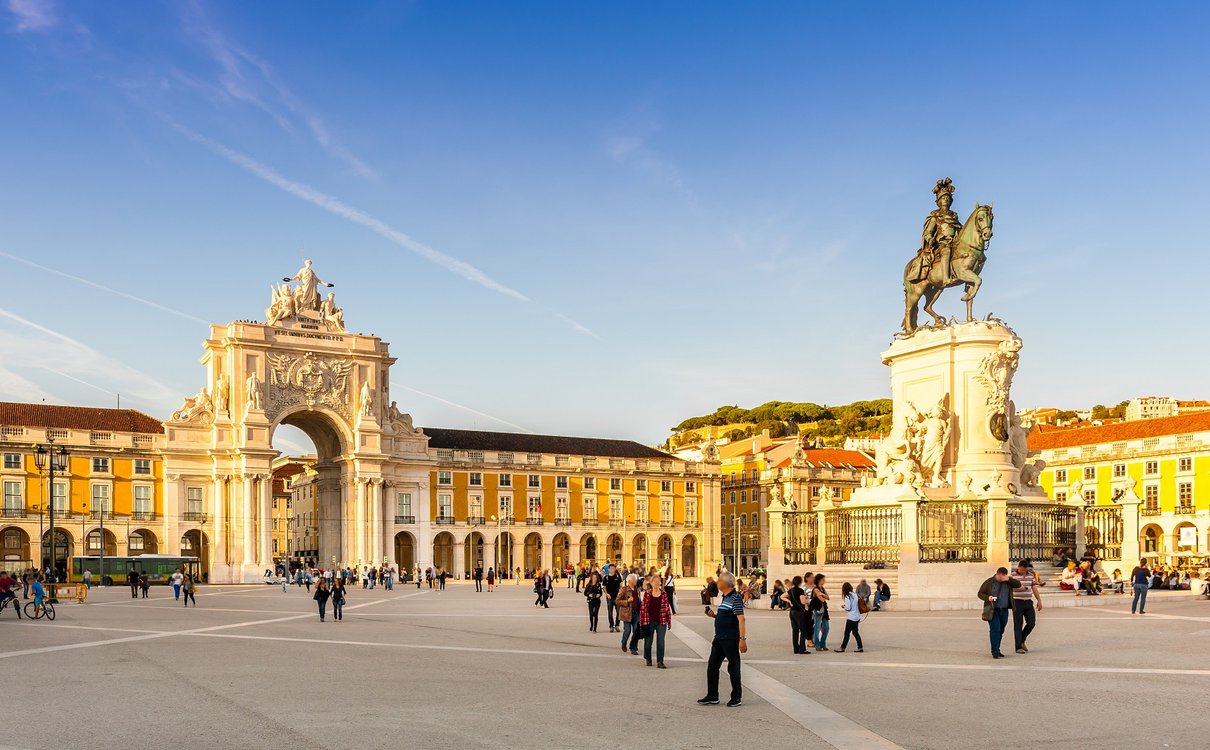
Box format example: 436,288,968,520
605,533,623,565
1141,524,1163,556
41,528,72,581
631,534,648,569
464,531,487,573
552,532,571,572
1173,522,1197,555
495,532,515,577
433,532,455,571
1,526,31,566
128,528,159,554
394,531,416,572
85,527,118,557
579,533,597,565
524,532,543,575
180,529,210,572
656,534,674,571
681,534,697,578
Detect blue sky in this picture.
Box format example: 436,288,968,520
2,1,1208,450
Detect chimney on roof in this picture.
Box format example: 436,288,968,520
761,428,770,439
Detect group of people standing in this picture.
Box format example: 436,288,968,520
779,572,867,654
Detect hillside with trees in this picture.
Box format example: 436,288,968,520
665,399,893,449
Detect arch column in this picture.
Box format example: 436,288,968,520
540,531,554,572
258,474,273,568
241,474,254,571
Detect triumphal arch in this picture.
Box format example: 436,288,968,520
160,261,432,583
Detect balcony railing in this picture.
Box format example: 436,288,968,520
683,521,702,528
1141,506,1162,517
131,511,156,521
526,518,544,526
435,517,456,525
89,510,115,520
554,518,572,526
1,507,26,518
395,515,416,524
182,511,206,522
1175,505,1196,516
581,519,598,526
466,516,486,526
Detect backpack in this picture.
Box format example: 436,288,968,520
857,598,870,614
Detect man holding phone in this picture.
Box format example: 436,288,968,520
698,571,747,707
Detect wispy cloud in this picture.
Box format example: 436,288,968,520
394,384,534,434
605,133,697,207
169,121,593,321
179,0,377,180
5,0,55,32
0,307,180,414
0,250,209,325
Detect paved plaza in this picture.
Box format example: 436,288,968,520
2,581,1208,749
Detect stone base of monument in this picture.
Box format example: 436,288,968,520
766,319,1097,604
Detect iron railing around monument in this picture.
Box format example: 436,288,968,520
824,506,901,566
918,500,987,563
782,512,818,566
1007,504,1076,564
1084,505,1123,560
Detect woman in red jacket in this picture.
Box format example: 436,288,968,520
640,574,673,668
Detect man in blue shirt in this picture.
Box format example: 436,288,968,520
699,571,747,707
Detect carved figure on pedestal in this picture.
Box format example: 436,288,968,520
1020,459,1046,488
918,398,951,488
818,485,834,506
360,381,374,418
283,259,333,313
768,482,783,508
214,373,229,413
976,338,1022,442
875,404,924,486
246,371,264,411
781,481,795,509
902,178,996,332
320,292,345,332
1006,400,1029,470
171,387,214,424
386,401,423,436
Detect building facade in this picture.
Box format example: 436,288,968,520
1031,411,1210,562
0,403,164,580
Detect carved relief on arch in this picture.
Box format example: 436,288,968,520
264,351,354,423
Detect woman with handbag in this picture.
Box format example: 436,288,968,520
640,574,673,668
782,575,810,655
583,571,603,632
837,581,864,653
313,579,331,621
331,578,346,622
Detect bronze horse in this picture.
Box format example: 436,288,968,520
903,204,994,333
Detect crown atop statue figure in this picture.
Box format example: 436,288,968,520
932,177,955,199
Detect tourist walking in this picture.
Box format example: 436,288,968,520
171,568,183,601
1010,561,1043,653
782,575,810,655
977,566,1022,658
1130,560,1150,614
182,573,197,607
474,565,484,592
837,582,864,653
534,570,551,608
603,564,623,632
314,579,331,621
698,571,746,708
584,571,603,632
331,578,346,621
139,572,150,598
486,567,496,592
438,567,448,592
810,574,830,651
617,574,639,654
83,568,92,589
128,569,140,599
641,574,673,668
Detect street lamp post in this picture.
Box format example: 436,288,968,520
33,440,69,602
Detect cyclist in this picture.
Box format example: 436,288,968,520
30,574,46,618
0,571,15,609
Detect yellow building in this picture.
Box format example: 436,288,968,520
719,432,874,574
1030,411,1210,562
0,402,163,581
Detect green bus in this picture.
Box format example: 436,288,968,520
71,554,200,586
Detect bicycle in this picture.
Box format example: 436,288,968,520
23,600,55,621
0,595,20,619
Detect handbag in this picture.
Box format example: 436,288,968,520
981,602,994,622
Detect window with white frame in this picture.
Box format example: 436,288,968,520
396,492,412,518
729,491,736,504
636,479,647,491
52,480,68,513
186,487,203,516
582,497,596,521
660,480,672,492
685,498,697,522
470,495,483,518
660,497,672,522
91,483,111,512
555,496,568,521
556,475,568,490
437,471,452,486
739,514,746,528
584,477,596,490
528,474,540,488
1178,482,1193,506
527,496,541,518
499,495,513,518
469,472,482,486
1083,466,1096,481
610,478,621,491
128,533,145,551
88,530,104,550
92,457,110,474
1178,457,1193,473
438,493,453,519
740,490,747,504
1055,469,1068,484
134,485,152,516
1054,491,1067,503
1144,461,1158,476
134,458,152,475
636,497,648,522
2,480,21,512
686,481,696,493
1144,484,1158,506
1083,489,1096,503
499,474,512,487
2,453,20,470
609,496,622,520
751,512,758,527
1112,463,1126,478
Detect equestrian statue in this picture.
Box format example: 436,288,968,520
902,178,994,333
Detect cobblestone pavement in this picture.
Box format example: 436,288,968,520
3,582,1208,749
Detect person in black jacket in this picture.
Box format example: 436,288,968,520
314,579,332,622
603,565,623,632
331,578,346,621
583,572,603,632
977,567,1022,659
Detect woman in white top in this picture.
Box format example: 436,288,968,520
837,581,864,653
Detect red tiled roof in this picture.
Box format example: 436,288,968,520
0,402,164,435
1028,411,1210,451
